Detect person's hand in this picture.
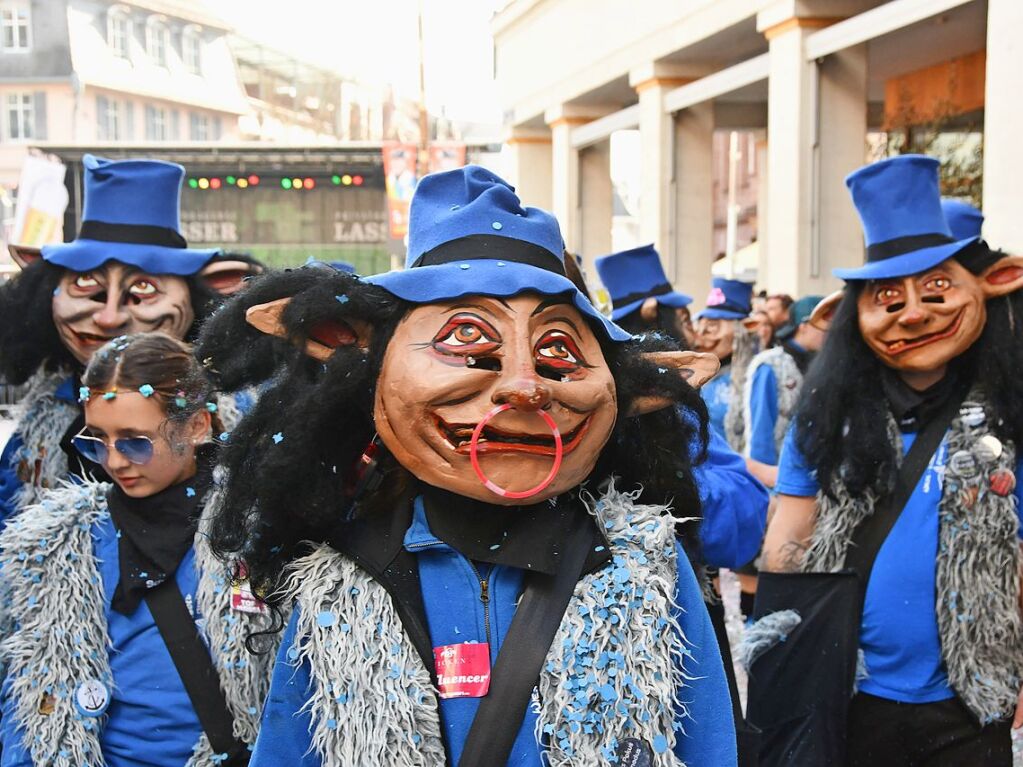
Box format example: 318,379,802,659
1012,682,1023,729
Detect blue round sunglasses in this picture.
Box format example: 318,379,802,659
71,428,155,466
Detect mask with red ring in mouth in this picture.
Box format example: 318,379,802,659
373,293,618,505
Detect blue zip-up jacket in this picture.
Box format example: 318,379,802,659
251,502,738,766
692,427,768,569
0,378,78,529
0,515,203,766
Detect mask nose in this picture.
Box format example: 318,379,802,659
491,375,552,412
93,291,129,331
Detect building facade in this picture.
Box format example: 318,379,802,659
0,0,249,188
492,0,1019,306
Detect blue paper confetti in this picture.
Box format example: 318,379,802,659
272,432,284,444
185,487,196,498
138,384,155,398
335,294,349,304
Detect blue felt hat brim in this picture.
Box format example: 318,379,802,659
42,238,219,276
832,236,978,281
696,307,748,321
610,290,693,321
365,260,632,343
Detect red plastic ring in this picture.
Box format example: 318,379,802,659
468,404,564,500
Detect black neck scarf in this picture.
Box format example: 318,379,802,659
421,485,609,576
107,454,213,615
881,364,967,433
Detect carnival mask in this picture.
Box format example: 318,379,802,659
245,290,720,506
693,317,736,361
856,256,1023,376
52,264,194,365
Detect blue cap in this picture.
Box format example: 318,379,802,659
42,155,218,275
941,199,984,241
365,165,630,343
833,155,977,281
594,244,692,321
696,278,753,320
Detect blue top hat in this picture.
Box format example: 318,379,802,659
594,244,692,321
696,278,753,321
941,199,984,241
833,155,978,281
364,165,630,343
41,154,218,275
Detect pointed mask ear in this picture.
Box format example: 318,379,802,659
245,297,372,361
200,259,264,296
741,315,761,331
979,254,1023,299
639,297,659,323
809,290,844,332
626,351,721,417
8,244,42,269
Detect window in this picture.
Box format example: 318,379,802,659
107,6,130,59
97,95,123,141
145,16,168,67
1,1,31,52
181,24,201,74
190,112,209,141
145,104,167,140
5,92,33,139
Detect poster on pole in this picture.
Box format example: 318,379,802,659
382,143,418,247
428,142,466,174
12,154,68,248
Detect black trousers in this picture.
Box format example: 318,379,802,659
847,692,1012,767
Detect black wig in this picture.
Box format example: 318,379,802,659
198,266,710,603
794,245,1023,497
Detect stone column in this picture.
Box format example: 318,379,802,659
673,101,716,304
502,128,552,210
578,139,612,273
982,0,1023,253
629,64,695,280
758,8,865,296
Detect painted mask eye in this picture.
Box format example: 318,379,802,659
925,276,951,291
535,330,587,373
73,274,99,290
128,279,158,298
431,314,501,356
875,285,901,304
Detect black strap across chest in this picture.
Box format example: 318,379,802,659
144,580,251,766
456,511,593,767
844,392,966,581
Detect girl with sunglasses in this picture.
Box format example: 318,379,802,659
0,333,275,767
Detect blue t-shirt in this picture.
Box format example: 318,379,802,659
746,365,780,465
776,426,1023,704
701,371,732,442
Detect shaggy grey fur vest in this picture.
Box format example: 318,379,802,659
742,346,802,459
0,480,279,766
283,484,693,766
803,393,1023,723
722,326,756,454
9,371,79,512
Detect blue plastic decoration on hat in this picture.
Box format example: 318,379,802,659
695,278,753,321
42,154,219,275
941,199,984,241
594,244,692,321
833,155,978,281
365,165,630,342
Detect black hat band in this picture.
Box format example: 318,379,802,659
704,301,750,316
79,220,187,249
866,232,955,263
611,282,672,310
414,234,566,275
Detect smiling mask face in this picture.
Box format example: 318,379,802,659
857,259,990,374
52,263,195,365
373,293,618,504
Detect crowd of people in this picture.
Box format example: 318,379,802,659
0,149,1017,767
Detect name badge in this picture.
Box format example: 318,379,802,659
231,564,268,614
433,642,491,699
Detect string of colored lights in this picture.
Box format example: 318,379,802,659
186,174,366,190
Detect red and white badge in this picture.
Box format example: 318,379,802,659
231,564,268,615
434,642,491,699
